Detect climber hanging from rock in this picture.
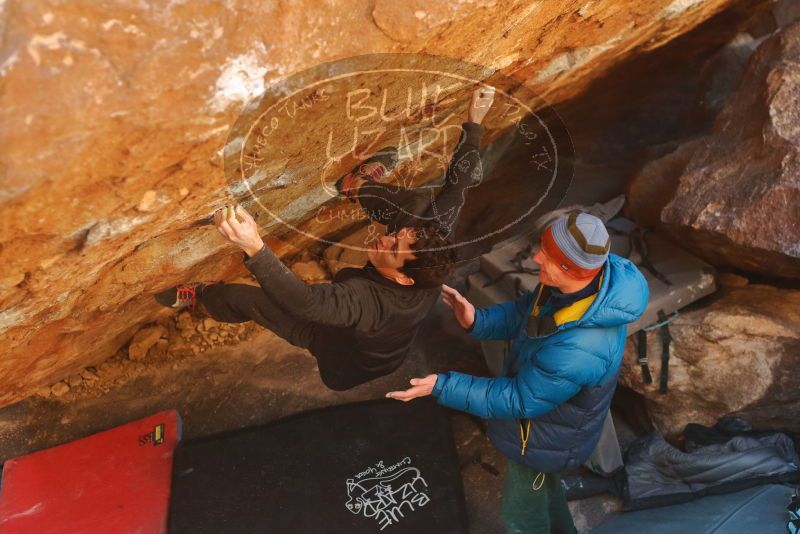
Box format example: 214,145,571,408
155,86,495,390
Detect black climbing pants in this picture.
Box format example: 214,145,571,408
200,282,387,391
201,282,316,349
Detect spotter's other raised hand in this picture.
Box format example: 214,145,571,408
386,374,438,402
440,284,476,330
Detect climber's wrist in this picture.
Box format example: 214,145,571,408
244,239,266,258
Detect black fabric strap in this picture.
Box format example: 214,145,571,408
657,310,672,394
636,329,653,385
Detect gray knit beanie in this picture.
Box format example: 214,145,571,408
542,211,610,275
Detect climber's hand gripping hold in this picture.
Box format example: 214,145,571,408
214,205,265,258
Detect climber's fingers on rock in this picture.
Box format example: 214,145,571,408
213,209,231,237
216,205,240,231
213,208,229,232
228,206,257,235
471,86,495,107
222,205,236,222
227,212,245,233
218,218,237,239
214,206,233,225
235,205,256,225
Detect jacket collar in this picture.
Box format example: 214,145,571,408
528,271,604,336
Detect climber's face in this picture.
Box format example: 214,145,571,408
533,246,568,288
368,228,419,285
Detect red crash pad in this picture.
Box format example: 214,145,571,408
0,410,181,534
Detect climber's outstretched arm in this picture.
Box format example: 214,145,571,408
420,87,493,229
213,205,379,330
348,86,493,233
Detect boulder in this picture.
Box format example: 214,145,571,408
716,271,749,288
50,382,70,398
66,374,83,388
698,31,764,117
80,368,99,381
127,325,167,361
176,311,195,332
774,0,800,29
619,283,800,437
202,318,221,331
628,21,800,279
0,0,763,405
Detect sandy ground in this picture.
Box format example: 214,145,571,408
0,287,621,533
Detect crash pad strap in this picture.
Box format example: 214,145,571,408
636,329,653,384
636,310,677,390
656,310,672,393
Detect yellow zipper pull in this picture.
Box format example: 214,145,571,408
519,420,532,456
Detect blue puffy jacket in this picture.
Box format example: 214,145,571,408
432,253,649,472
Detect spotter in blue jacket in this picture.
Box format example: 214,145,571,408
432,253,649,473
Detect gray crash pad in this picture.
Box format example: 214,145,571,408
592,484,796,534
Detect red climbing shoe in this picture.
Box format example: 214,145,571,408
154,282,209,313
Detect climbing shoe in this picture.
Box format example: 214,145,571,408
335,146,398,202
154,282,209,313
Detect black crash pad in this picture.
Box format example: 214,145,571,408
169,398,468,533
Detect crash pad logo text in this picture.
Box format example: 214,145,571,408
345,457,430,531
138,423,165,446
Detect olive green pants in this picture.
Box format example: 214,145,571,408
501,460,577,534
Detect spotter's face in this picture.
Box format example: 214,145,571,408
532,246,570,288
